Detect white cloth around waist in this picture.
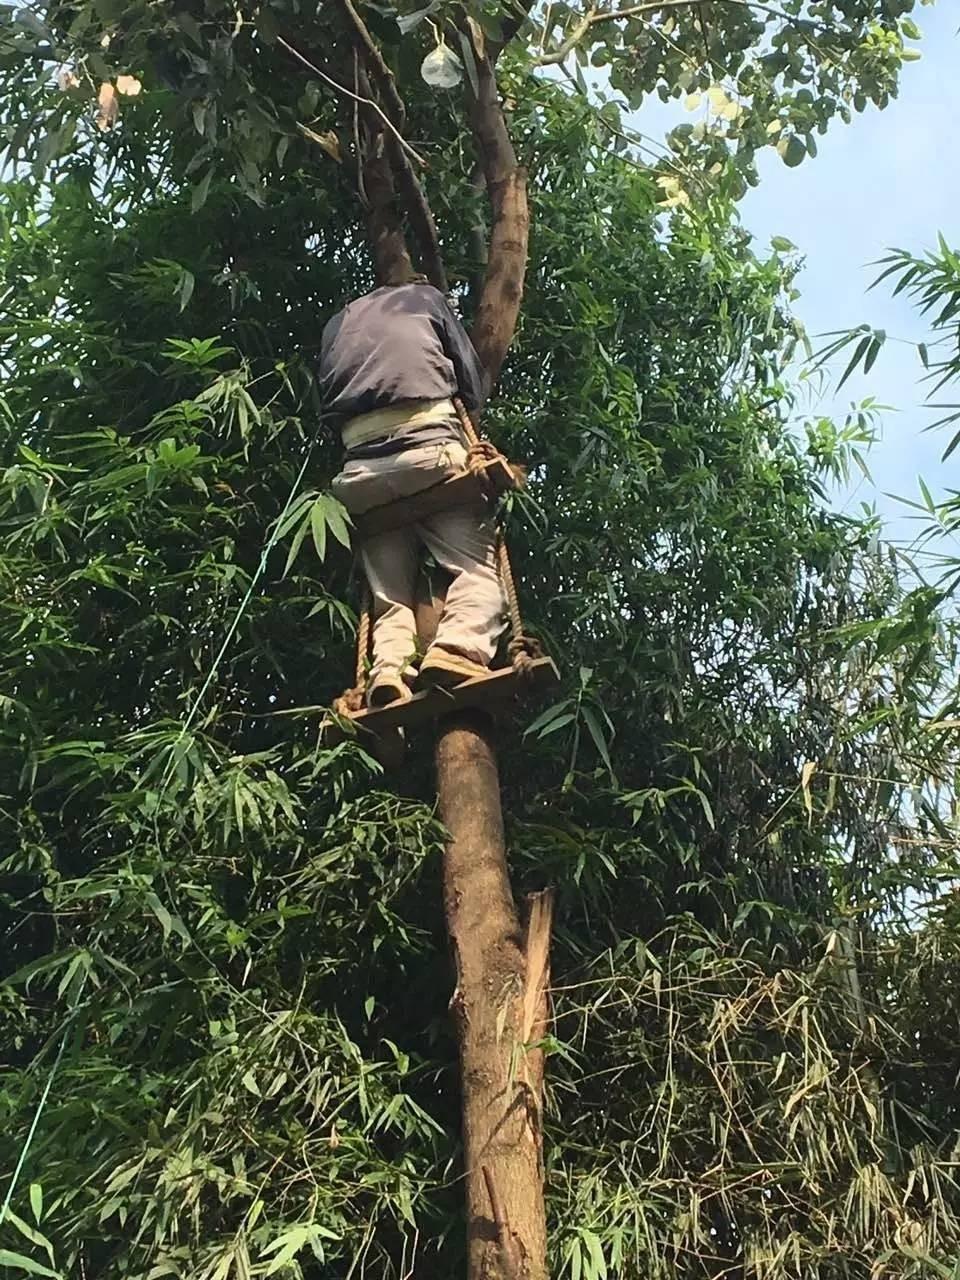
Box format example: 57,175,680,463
341,398,457,451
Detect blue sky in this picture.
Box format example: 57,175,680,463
628,4,957,548
738,4,957,547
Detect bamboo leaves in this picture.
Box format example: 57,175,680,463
525,666,616,787
0,1251,61,1279
261,1224,340,1275
0,1208,60,1277
274,492,352,575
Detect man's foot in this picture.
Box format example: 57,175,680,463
419,648,490,689
367,674,413,709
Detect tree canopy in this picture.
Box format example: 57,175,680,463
2,2,959,1279
2,0,926,217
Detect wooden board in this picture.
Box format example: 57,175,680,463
323,656,559,744
353,457,519,541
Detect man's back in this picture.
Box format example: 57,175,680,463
319,283,486,429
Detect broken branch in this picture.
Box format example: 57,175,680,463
521,889,554,1045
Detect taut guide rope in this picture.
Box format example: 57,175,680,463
332,399,540,718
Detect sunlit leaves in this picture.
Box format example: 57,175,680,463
95,81,117,132
163,337,235,369
261,1223,339,1275
525,666,616,787
523,0,923,188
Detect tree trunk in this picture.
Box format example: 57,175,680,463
361,123,415,286
436,710,552,1280
463,30,529,386
328,18,547,1271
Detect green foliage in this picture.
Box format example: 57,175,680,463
0,5,958,1280
0,0,927,222
817,236,960,445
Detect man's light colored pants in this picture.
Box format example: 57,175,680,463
332,438,507,684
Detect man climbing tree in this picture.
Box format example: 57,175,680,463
320,274,506,706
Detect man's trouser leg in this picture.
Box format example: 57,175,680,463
333,439,468,688
359,527,421,687
417,505,506,667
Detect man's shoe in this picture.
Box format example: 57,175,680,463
419,648,490,689
367,675,412,709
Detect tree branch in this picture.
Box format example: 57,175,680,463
466,162,489,309
360,124,416,285
337,0,407,126
351,52,448,290
335,4,448,290
481,1165,524,1280
385,134,448,291
491,0,539,63
531,6,597,67
531,0,833,64
276,35,426,168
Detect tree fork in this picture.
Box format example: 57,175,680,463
436,710,553,1280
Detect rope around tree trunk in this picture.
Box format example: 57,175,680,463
454,397,541,669
332,581,372,717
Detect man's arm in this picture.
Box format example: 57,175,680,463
436,296,489,412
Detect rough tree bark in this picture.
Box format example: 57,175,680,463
436,713,553,1280
428,32,546,1272
360,121,415,286
436,46,546,1271
461,23,530,385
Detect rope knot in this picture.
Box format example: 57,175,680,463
508,633,543,676
333,686,365,717
466,439,502,470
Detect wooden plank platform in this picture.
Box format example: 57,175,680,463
324,656,559,745
353,457,519,541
